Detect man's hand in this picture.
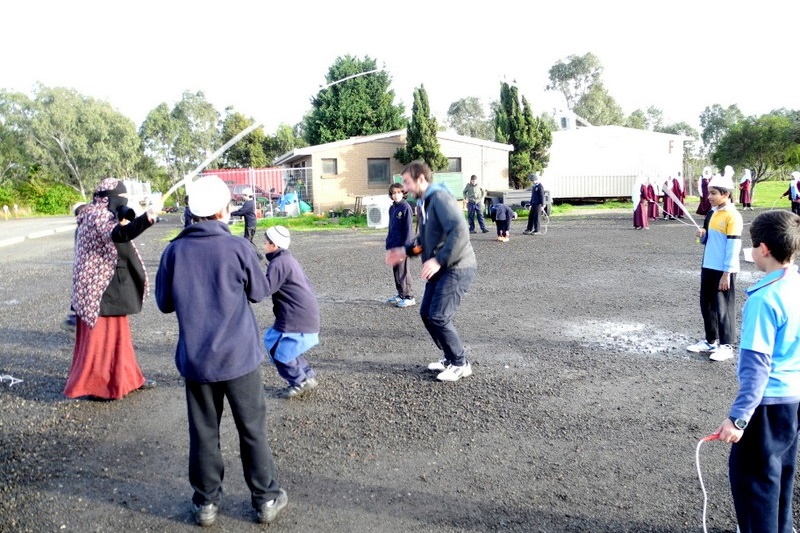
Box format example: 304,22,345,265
420,258,441,280
147,197,164,223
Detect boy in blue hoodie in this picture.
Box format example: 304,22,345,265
385,183,415,308
156,175,287,527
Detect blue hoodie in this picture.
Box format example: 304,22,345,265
156,221,268,383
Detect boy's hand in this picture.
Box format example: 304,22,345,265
385,247,406,266
696,228,706,239
715,418,743,444
719,272,731,291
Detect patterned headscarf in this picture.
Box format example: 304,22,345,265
71,178,148,328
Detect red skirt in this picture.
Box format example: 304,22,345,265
64,316,145,400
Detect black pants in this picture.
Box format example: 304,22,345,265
730,402,800,533
699,268,736,345
495,219,510,236
185,369,281,509
244,227,263,259
525,204,542,232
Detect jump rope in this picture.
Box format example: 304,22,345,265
696,432,721,533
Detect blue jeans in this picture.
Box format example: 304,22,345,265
419,266,476,366
467,202,486,231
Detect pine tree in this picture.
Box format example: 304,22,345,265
394,85,448,171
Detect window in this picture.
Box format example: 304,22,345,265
322,158,338,175
367,158,391,186
447,158,462,172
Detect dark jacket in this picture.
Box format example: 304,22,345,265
529,182,545,205
231,199,257,229
493,203,515,222
386,200,414,250
99,213,153,316
155,221,269,383
264,248,320,334
407,183,476,270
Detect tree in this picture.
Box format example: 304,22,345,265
394,85,448,171
700,104,744,154
263,124,306,164
139,90,220,185
495,83,552,188
0,85,141,197
446,97,494,140
625,109,647,130
304,55,406,145
712,114,796,185
573,83,624,126
546,53,603,110
219,109,267,168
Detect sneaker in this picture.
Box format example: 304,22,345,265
61,315,77,334
522,230,533,235
437,362,473,382
427,358,447,372
395,297,416,308
496,236,504,242
469,230,477,234
386,295,402,305
532,231,539,234
686,339,718,353
256,489,288,524
709,344,735,362
191,502,219,527
279,377,318,399
481,228,489,233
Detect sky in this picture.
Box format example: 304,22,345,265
4,0,800,135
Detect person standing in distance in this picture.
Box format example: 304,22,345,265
231,187,263,260
462,174,489,234
385,161,477,382
155,176,287,526
523,173,545,235
385,183,415,308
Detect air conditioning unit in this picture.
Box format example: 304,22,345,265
366,204,390,229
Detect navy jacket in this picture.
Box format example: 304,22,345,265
231,199,257,229
529,182,545,205
264,248,320,334
386,200,414,250
494,203,515,221
156,221,268,383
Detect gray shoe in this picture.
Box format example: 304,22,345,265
279,378,318,399
191,502,219,527
256,489,288,524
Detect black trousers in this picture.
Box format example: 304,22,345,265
525,204,542,232
699,267,736,345
185,368,281,509
244,227,263,259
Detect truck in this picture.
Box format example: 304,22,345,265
484,188,553,216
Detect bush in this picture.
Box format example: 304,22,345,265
0,186,17,208
18,178,83,215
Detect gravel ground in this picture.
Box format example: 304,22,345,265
0,209,790,533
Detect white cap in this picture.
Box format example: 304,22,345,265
188,175,231,217
266,225,291,249
241,186,253,197
709,172,735,190
792,171,800,181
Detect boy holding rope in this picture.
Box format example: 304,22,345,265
714,210,800,533
686,171,742,361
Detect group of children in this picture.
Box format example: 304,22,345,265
684,166,800,533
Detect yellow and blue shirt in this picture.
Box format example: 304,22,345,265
701,203,742,273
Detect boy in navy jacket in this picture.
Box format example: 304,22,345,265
156,175,287,526
385,183,415,308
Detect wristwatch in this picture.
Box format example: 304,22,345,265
729,416,748,430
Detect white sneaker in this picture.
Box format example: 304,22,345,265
687,339,718,353
395,297,416,308
436,362,473,382
427,358,447,371
386,295,402,304
709,344,735,361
